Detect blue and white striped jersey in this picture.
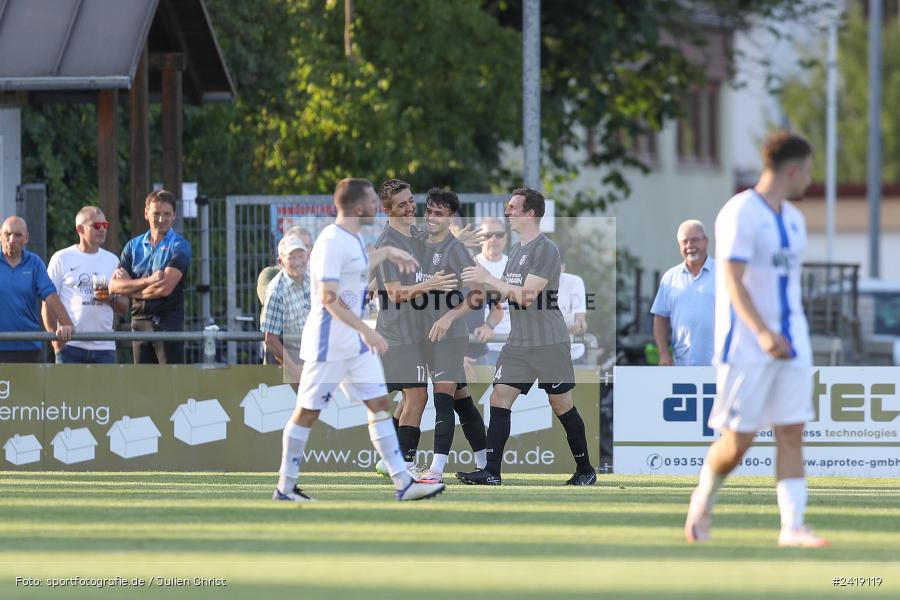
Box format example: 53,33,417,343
714,188,811,365
300,224,371,362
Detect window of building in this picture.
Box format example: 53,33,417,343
677,83,719,166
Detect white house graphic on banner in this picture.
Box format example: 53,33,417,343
4,434,42,465
107,416,162,459
240,384,295,433
170,398,230,445
51,427,98,464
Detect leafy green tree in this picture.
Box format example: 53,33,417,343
483,0,831,214
781,8,900,183
22,0,832,254
194,0,521,196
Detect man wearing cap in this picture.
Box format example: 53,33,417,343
260,236,311,380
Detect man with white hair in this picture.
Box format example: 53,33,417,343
0,216,74,362
44,206,128,363
650,219,715,366
260,235,311,381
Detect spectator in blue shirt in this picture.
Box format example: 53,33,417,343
650,219,715,366
0,216,74,362
110,190,192,364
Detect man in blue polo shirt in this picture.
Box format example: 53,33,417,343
651,219,715,366
110,190,192,364
0,216,74,362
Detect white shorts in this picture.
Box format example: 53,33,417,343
708,362,813,433
297,352,388,410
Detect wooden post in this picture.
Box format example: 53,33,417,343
97,89,120,253
130,46,150,237
161,59,183,232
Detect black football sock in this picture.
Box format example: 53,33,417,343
397,425,420,463
485,406,512,476
454,395,486,452
432,393,456,455
392,416,400,434
557,406,594,474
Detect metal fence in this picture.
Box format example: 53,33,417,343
180,196,230,362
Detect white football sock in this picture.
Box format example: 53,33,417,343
430,453,448,475
776,477,807,530
475,449,487,470
696,463,726,509
369,418,412,489
277,422,310,493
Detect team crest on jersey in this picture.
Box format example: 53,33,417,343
519,255,527,265
432,253,442,265
340,290,358,308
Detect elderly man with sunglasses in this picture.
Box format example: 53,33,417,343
45,206,128,363
472,216,511,366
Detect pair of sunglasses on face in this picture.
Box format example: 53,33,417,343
83,222,110,230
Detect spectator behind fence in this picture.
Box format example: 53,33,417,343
260,236,310,380
257,226,313,304
558,258,588,364
110,190,192,364
0,216,73,363
44,207,128,364
650,219,715,366
472,216,510,365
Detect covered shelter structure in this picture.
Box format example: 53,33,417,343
0,0,234,251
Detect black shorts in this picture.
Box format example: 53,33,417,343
493,343,576,395
381,342,428,393
425,337,467,384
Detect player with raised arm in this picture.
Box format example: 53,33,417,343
456,188,595,486
372,181,489,480
273,178,444,502
373,179,455,474
684,132,828,547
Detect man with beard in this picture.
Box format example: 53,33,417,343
272,178,444,502
373,181,488,481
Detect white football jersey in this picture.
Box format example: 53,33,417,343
713,189,811,365
300,224,371,362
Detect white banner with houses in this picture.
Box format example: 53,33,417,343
0,365,600,473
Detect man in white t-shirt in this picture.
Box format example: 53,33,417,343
273,178,445,503
684,132,828,548
44,206,128,363
472,216,510,365
558,259,588,364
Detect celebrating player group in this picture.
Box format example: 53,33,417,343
272,178,595,503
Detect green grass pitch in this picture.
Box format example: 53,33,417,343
0,472,898,599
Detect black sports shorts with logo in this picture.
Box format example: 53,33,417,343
381,342,428,393
425,337,468,384
492,342,576,395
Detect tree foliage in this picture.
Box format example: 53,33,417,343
781,8,900,183
194,0,521,195
20,0,832,253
